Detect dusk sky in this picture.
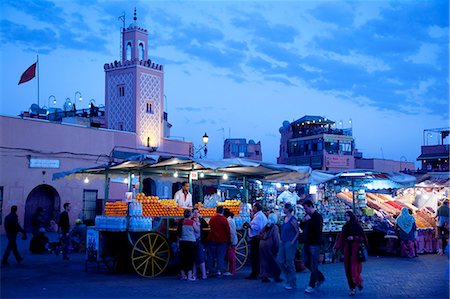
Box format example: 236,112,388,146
0,0,448,166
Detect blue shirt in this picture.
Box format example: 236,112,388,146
281,216,297,242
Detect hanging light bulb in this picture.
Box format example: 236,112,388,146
174,171,179,178
131,174,135,178
124,178,129,184
223,173,228,180
199,173,205,178
84,177,89,184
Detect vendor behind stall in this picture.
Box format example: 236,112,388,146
277,184,300,215
174,182,193,208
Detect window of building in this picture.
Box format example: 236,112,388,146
83,190,98,222
255,150,260,155
325,141,339,154
139,43,145,61
339,141,352,155
126,42,132,60
119,122,123,131
146,101,154,114
118,85,125,97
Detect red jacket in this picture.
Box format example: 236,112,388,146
207,214,230,243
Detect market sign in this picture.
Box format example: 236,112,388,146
190,171,198,180
29,158,60,169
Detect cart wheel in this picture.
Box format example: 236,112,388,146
235,232,248,271
131,232,170,277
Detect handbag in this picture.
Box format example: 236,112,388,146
357,244,368,262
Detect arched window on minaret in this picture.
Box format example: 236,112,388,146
126,42,132,61
139,43,145,61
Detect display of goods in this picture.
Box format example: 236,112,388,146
142,200,184,217
415,210,436,228
129,201,143,216
105,201,128,216
385,201,402,210
234,215,251,230
95,216,127,231
129,216,152,231
135,193,159,203
217,200,241,215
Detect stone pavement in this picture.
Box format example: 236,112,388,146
1,233,449,299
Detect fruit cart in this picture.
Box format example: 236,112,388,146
95,194,249,278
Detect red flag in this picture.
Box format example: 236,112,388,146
18,62,37,85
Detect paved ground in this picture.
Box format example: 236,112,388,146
1,233,449,299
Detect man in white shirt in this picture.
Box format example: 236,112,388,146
277,184,300,206
246,202,267,279
174,182,193,208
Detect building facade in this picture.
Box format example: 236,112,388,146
277,115,355,170
0,16,192,232
354,158,415,173
417,128,449,172
223,138,262,161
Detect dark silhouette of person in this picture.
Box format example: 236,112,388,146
31,207,45,237
2,205,27,266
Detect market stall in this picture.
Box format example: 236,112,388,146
54,155,314,277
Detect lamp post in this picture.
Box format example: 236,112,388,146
399,155,407,172
75,91,82,107
64,98,72,111
194,132,209,158
48,95,56,109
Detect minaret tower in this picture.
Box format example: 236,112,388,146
104,9,164,149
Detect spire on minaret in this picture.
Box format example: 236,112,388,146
134,7,137,23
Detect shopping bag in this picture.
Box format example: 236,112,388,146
357,244,368,262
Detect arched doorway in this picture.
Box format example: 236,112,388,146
142,178,157,196
24,184,60,232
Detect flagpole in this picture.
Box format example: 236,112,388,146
37,54,40,109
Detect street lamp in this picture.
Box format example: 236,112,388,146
48,95,56,108
75,91,82,106
64,98,72,111
194,132,209,158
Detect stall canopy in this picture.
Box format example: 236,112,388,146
319,169,417,190
53,155,315,183
415,172,450,188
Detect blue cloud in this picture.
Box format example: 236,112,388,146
309,2,355,27
0,20,57,51
3,0,66,27
231,13,298,43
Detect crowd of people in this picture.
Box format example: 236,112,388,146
2,185,448,297
173,198,369,296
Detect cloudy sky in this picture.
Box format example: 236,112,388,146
0,0,448,166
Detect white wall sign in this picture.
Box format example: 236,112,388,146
29,158,60,169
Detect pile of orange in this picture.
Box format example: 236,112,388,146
105,201,128,216
135,193,159,203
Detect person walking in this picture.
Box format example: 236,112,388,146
2,205,27,266
59,202,71,260
177,209,199,281
300,199,325,294
333,210,368,296
192,207,208,280
436,199,449,255
207,206,230,276
223,208,237,276
259,213,282,283
277,203,300,290
245,202,267,280
396,207,417,258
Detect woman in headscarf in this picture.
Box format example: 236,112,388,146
396,207,417,258
333,210,368,296
259,212,282,283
